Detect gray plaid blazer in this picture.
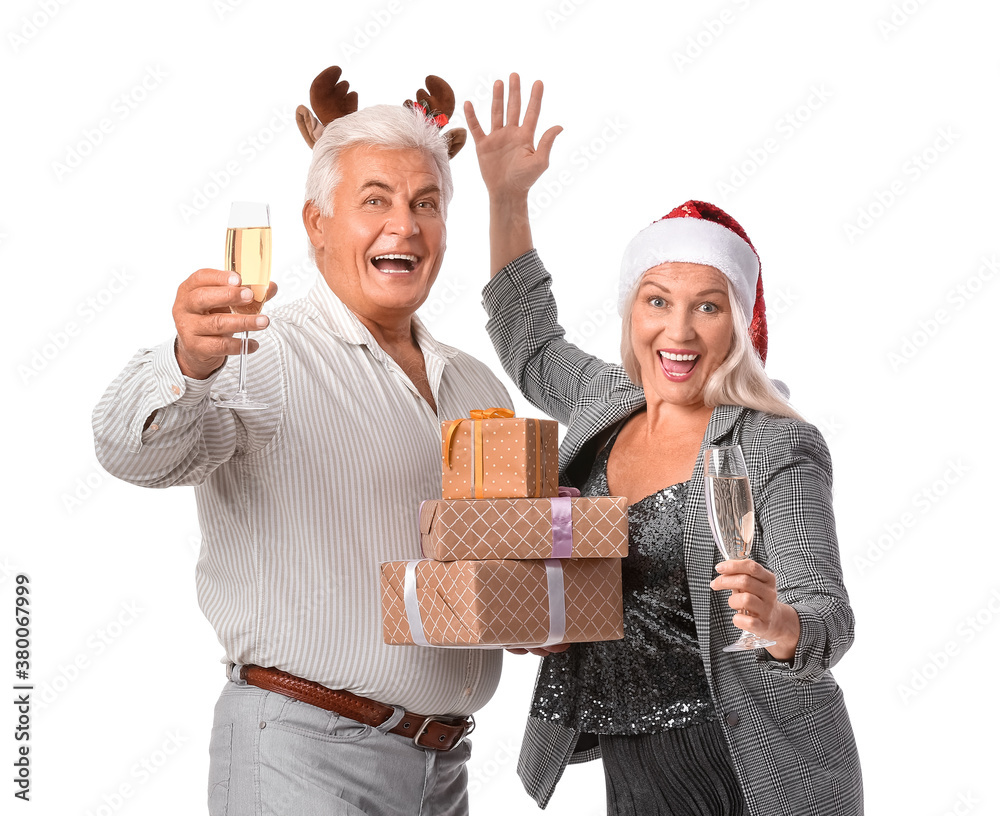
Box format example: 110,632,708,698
482,251,863,815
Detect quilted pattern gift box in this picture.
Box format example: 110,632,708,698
380,558,624,647
419,494,628,561
441,409,559,500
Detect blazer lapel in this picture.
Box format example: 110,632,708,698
559,388,646,486
684,404,744,671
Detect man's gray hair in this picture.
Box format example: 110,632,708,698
304,104,454,218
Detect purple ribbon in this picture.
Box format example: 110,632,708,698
551,486,580,558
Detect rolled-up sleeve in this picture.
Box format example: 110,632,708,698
92,338,272,488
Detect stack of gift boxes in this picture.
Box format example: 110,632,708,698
381,411,629,648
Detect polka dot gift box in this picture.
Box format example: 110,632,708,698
440,409,559,500
379,409,626,649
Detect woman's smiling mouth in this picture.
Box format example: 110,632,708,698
658,349,700,380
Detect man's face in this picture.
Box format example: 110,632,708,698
304,145,447,329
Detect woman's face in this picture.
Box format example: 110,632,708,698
629,262,735,411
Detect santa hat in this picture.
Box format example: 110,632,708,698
618,200,768,363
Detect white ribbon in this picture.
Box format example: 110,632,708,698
400,558,566,649
403,560,430,647
539,559,567,648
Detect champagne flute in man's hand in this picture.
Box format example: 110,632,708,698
215,202,272,410
704,445,777,652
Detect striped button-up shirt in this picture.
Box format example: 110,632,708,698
93,277,512,716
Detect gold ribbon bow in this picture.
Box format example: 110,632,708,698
442,408,514,469
441,409,544,500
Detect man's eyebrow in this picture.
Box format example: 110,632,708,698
358,180,394,194
357,180,441,198
412,183,441,199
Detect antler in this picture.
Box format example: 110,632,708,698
415,75,456,119
296,65,358,148
408,75,467,159
296,67,465,158
311,66,358,124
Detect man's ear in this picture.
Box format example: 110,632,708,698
302,200,323,252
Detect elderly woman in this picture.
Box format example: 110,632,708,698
464,77,863,816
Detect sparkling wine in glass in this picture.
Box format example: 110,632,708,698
703,445,776,652
215,202,271,410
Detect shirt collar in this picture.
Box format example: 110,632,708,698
306,275,458,361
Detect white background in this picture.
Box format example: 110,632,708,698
3,1,998,814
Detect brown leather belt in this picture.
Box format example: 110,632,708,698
240,665,474,752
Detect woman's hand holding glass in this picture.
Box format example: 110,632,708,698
710,559,799,660
705,444,799,656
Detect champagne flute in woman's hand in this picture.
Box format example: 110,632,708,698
704,445,777,652
215,202,271,410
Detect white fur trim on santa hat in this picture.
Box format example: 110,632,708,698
617,217,760,318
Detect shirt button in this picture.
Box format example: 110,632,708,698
726,711,741,728
149,424,159,432
171,385,181,395
464,687,472,696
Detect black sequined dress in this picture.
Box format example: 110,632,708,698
530,428,718,735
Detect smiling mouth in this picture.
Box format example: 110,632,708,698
658,350,700,379
371,253,418,273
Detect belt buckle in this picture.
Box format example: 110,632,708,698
412,715,476,751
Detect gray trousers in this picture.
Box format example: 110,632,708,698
208,677,471,816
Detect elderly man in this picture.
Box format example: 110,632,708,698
92,70,511,816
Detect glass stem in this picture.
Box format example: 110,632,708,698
236,331,249,395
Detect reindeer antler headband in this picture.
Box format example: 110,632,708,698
295,65,466,158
